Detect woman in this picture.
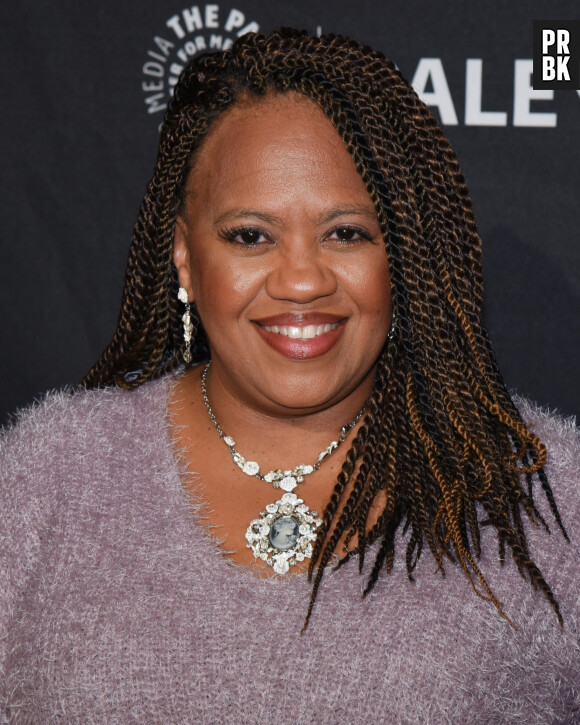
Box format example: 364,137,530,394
1,28,578,724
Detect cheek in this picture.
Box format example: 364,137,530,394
366,283,392,339
370,254,392,313
355,265,392,353
376,271,393,318
342,255,392,320
190,254,265,323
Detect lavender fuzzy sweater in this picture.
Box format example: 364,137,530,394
1,375,579,724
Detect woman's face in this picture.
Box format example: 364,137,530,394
174,93,392,416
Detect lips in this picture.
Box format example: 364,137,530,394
252,313,346,360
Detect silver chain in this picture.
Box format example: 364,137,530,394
201,361,366,494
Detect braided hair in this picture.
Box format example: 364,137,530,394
81,28,567,629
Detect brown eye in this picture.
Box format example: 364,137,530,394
238,229,263,245
220,226,269,246
335,227,358,241
327,225,374,244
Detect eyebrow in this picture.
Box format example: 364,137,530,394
318,205,377,224
213,205,377,227
214,209,283,226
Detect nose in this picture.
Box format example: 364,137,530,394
264,238,339,303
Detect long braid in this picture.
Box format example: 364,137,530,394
81,28,566,629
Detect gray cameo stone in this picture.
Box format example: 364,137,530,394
268,516,300,551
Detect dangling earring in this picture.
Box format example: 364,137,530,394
178,286,193,363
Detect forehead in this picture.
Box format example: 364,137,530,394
193,91,342,163
183,92,372,212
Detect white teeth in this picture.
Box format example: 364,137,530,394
261,322,339,340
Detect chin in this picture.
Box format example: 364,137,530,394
256,370,366,415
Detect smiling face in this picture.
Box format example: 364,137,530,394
174,92,392,416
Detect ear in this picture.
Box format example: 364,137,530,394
173,216,194,302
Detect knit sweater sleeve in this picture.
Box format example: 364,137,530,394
0,392,79,723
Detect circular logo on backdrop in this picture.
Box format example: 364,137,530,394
141,4,260,127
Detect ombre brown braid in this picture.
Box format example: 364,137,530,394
81,28,567,629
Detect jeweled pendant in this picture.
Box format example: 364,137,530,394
245,492,322,575
279,476,297,492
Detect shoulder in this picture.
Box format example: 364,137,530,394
2,374,174,461
0,373,179,601
511,398,580,618
517,397,579,516
0,374,178,521
518,397,579,461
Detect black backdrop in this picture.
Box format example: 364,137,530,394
1,0,579,425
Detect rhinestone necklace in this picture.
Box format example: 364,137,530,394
201,362,365,574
